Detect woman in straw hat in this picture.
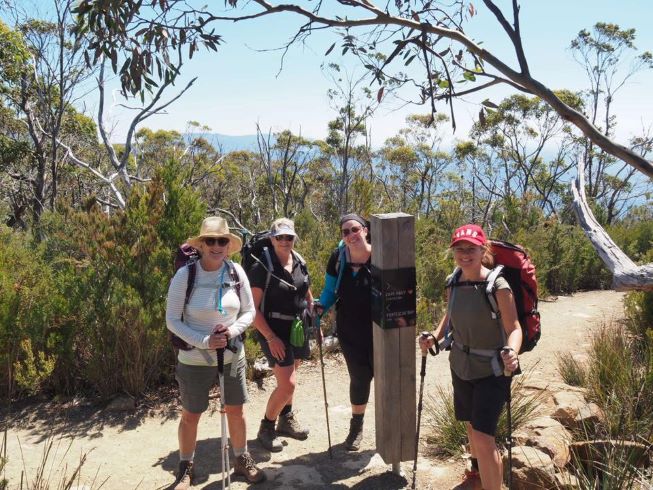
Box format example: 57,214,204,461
166,217,265,488
247,217,314,453
419,224,521,490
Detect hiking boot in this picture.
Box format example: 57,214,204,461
276,411,309,440
172,460,193,490
233,452,266,484
257,418,283,452
459,468,482,489
344,416,364,451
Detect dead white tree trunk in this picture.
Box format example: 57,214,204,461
571,158,653,291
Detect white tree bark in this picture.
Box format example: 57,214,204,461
571,158,653,291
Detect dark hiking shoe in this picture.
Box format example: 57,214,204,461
172,460,193,490
344,417,364,451
276,411,309,440
257,418,283,452
233,452,266,484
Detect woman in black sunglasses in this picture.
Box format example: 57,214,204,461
166,216,266,487
247,217,314,453
317,213,373,451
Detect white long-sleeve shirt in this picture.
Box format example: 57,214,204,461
166,260,255,366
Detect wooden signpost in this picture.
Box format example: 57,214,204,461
371,212,417,473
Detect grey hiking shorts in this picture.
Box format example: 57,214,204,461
175,355,248,413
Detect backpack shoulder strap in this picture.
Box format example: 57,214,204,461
184,261,197,307
292,250,310,278
226,259,241,298
445,267,461,289
292,250,306,265
260,247,274,314
334,243,348,295
485,265,504,320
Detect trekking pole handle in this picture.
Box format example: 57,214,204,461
420,332,438,356
312,300,324,324
501,347,514,377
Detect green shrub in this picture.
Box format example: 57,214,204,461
512,222,610,296
13,159,207,398
424,385,465,456
424,371,544,457
556,351,587,387
583,323,653,438
0,226,70,397
624,291,653,341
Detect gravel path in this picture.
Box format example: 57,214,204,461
3,290,625,489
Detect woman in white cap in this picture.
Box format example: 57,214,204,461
419,224,521,490
247,217,314,452
166,216,265,489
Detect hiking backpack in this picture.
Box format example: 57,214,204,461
170,243,241,351
240,231,309,315
446,239,541,354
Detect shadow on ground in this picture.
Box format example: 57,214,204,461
3,386,183,443
155,437,410,490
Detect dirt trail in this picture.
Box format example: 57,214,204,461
3,290,625,489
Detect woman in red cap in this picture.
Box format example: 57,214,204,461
420,224,521,490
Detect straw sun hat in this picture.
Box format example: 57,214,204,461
187,217,242,255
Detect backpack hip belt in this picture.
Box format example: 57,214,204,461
267,312,296,321
452,341,504,377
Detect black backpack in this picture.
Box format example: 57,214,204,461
170,243,241,351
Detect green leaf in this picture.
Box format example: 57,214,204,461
325,43,336,56
463,71,476,82
438,80,450,89
481,99,499,109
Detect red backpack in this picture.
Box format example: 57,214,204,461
170,244,241,351
446,240,541,354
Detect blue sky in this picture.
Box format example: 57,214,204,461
98,1,653,148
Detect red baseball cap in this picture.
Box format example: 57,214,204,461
450,224,487,247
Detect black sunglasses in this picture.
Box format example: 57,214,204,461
274,235,295,242
204,237,230,247
341,225,363,237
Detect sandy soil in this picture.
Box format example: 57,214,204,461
2,290,625,490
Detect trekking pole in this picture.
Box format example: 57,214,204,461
502,348,513,490
312,301,333,459
412,332,437,489
217,347,232,490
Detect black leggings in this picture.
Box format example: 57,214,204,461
340,339,374,406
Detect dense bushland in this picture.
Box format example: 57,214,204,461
1,159,650,400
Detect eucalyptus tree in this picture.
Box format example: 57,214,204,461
571,22,653,224
74,0,653,288
469,93,580,221
256,128,317,219
379,113,451,217
0,5,93,226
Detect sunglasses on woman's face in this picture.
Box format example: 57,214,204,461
274,235,295,242
204,237,230,247
341,225,363,237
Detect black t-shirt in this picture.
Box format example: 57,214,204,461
247,250,310,340
326,248,373,351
